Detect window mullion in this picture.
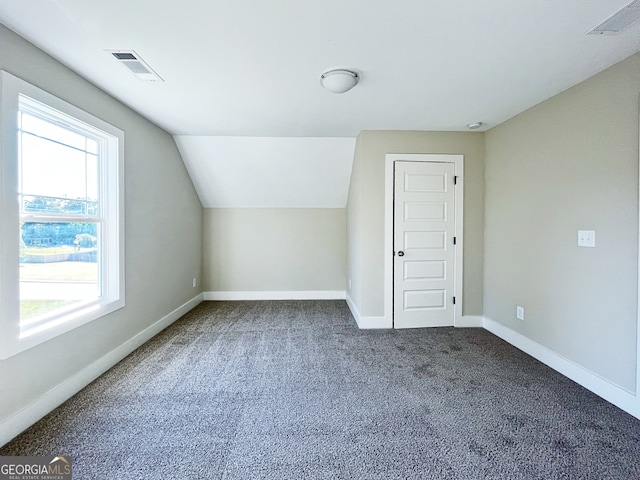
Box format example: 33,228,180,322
20,214,103,224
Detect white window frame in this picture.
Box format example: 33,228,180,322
0,71,125,359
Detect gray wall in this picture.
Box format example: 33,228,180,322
347,130,485,317
484,52,640,392
203,208,346,293
0,25,203,430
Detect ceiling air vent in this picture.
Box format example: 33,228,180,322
106,50,163,81
587,0,640,35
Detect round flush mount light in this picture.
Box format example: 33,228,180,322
320,69,359,94
467,122,483,130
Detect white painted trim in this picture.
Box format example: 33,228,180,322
0,71,126,359
456,315,484,328
346,293,392,329
0,293,203,447
203,290,346,301
357,316,392,329
345,292,358,323
384,158,395,326
385,154,464,328
483,316,639,419
636,100,640,414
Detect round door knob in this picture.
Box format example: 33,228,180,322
397,251,405,257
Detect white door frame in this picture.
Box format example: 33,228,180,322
636,107,640,417
384,154,464,328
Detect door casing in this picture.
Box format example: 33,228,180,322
384,154,464,328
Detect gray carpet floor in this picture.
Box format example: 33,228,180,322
2,300,640,479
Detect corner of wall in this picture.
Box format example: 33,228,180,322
483,316,639,420
345,293,391,329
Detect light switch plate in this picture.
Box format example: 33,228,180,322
578,230,595,247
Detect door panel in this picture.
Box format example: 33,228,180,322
404,289,446,310
404,202,447,222
404,174,447,192
404,231,446,250
394,161,455,328
404,261,445,280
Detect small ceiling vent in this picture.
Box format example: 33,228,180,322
106,50,163,81
588,0,640,35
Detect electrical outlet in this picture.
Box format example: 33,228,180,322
192,278,197,288
578,230,596,247
516,305,525,321
348,279,352,289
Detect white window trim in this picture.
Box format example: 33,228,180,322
0,71,125,359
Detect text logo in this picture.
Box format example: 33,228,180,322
0,456,72,480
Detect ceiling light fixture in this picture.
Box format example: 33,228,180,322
320,69,359,94
467,122,483,130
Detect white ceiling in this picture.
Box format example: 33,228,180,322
1,1,639,207
1,0,639,137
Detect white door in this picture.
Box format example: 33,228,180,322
393,161,456,328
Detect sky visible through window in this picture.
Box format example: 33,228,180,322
19,109,100,323
20,112,98,210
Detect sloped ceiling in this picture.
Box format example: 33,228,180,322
175,137,355,208
0,1,639,207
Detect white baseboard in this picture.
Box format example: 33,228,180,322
345,294,482,330
357,316,392,329
456,315,484,328
4,297,637,447
345,293,392,329
203,290,345,301
0,293,203,447
483,316,639,420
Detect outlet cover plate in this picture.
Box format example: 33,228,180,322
578,230,596,247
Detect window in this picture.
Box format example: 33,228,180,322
0,71,124,358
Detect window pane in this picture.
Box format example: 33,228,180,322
21,112,86,150
1,76,123,358
22,195,97,215
21,132,88,201
20,222,100,323
86,153,99,203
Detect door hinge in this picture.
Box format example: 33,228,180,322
453,236,457,245
454,175,458,185
453,296,456,305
